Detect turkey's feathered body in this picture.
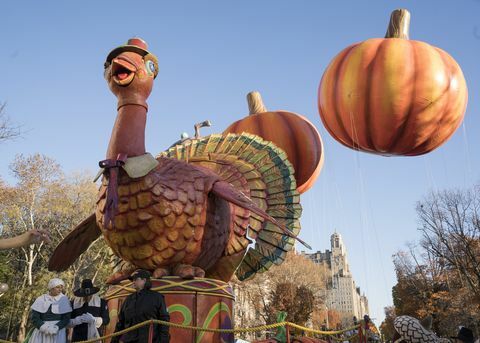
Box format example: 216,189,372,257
48,133,303,281
96,157,230,271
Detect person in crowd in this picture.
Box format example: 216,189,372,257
29,278,72,343
111,269,170,343
68,279,110,342
0,229,50,250
0,230,50,303
451,327,478,343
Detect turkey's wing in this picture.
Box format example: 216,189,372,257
48,214,101,271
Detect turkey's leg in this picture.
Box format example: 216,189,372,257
173,264,205,279
153,267,170,278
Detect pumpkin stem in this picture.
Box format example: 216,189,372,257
385,9,410,39
247,91,268,114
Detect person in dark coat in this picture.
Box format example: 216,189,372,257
68,279,110,342
451,327,477,343
111,270,170,343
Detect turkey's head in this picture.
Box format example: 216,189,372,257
104,37,159,110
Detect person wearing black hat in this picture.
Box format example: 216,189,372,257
68,279,110,342
111,269,170,343
451,327,477,343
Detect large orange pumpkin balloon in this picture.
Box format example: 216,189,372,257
224,91,324,193
318,9,468,156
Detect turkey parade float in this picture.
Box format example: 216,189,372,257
47,37,322,343
39,5,469,343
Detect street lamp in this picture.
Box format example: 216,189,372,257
324,300,336,330
324,305,329,329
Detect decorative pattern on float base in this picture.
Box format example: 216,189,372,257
254,338,328,343
104,277,234,343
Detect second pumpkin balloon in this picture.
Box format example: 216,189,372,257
224,92,324,194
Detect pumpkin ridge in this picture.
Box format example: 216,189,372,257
333,45,359,148
304,115,323,166
255,114,267,141
438,47,468,119
411,45,456,153
319,44,357,148
282,114,302,181
408,47,456,155
387,41,417,154
318,76,342,147
363,39,385,151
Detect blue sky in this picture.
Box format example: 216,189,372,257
1,0,479,326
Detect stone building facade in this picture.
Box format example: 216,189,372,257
302,232,369,323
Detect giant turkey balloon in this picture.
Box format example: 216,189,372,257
318,9,468,156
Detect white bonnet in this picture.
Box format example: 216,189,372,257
48,278,65,290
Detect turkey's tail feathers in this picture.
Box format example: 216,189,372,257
212,180,310,249
160,133,303,280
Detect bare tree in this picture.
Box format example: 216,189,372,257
417,185,480,301
0,103,22,143
387,185,480,338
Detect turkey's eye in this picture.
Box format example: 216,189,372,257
145,60,156,75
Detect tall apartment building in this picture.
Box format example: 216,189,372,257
302,232,369,321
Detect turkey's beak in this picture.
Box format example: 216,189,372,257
111,56,137,86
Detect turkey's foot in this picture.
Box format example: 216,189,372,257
106,261,137,285
172,264,205,279
153,267,170,278
193,266,205,278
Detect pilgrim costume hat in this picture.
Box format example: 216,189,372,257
73,279,100,297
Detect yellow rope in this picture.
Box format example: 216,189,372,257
287,322,360,335
75,320,361,343
0,321,362,343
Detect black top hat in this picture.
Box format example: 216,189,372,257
74,279,100,297
451,327,475,343
128,269,151,281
